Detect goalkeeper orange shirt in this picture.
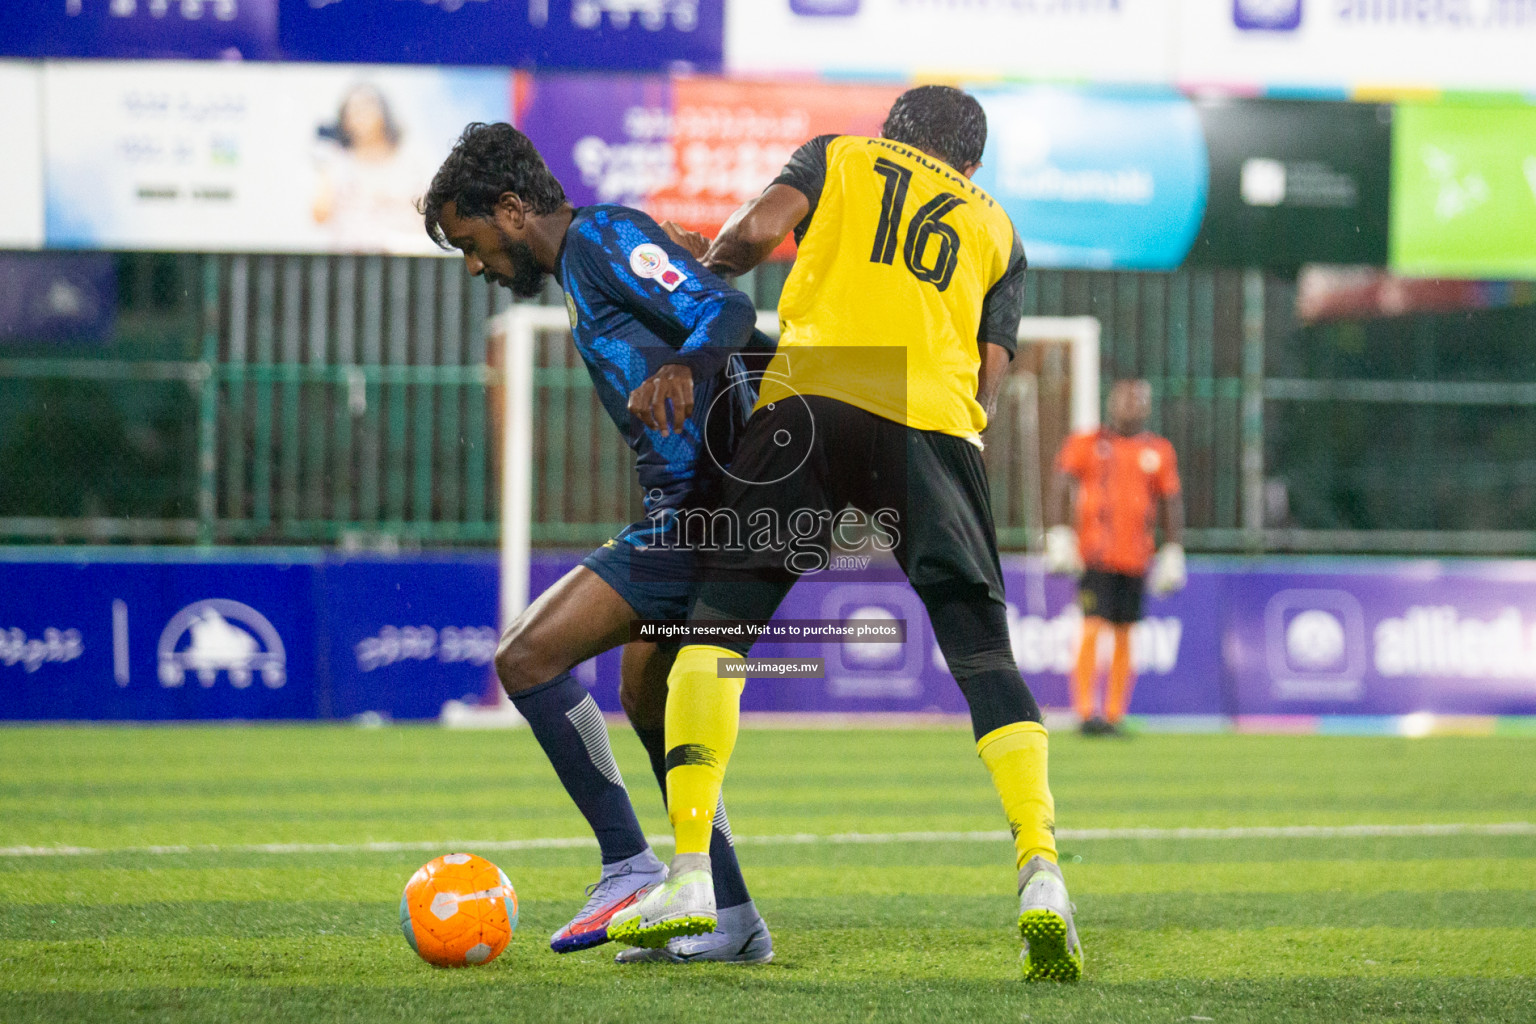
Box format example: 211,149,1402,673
1056,429,1180,576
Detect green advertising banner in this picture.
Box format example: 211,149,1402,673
1392,104,1536,279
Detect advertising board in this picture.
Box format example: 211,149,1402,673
43,61,508,254
0,0,279,61
0,557,318,720
1223,563,1536,717
1189,99,1390,267
6,552,1532,721
1390,103,1536,280
971,87,1208,270
1179,0,1536,93
0,64,45,250
517,74,902,258
280,0,723,70
727,0,1174,84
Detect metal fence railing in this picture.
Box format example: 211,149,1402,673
3,252,1534,554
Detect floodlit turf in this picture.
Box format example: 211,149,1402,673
1,726,1533,1023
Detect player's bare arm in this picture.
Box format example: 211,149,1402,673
701,183,810,276
1161,489,1185,546
627,362,695,437
660,220,711,259
976,342,1013,426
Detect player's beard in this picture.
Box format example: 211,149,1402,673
496,231,546,299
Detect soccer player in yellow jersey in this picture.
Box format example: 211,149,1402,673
608,86,1082,982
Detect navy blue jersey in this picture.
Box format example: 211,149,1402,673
557,205,762,523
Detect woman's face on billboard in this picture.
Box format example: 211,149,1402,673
342,90,390,148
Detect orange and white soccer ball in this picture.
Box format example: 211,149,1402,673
399,853,518,967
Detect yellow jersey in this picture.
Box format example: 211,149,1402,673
760,135,1027,442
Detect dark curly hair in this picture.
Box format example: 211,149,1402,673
421,122,567,249
880,86,988,171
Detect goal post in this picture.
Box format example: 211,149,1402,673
1016,316,1101,435
441,308,1100,725
438,304,555,728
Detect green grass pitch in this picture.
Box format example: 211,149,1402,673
2,724,1534,1023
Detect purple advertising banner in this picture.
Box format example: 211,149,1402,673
1222,562,1536,717
515,73,674,210
4,551,1535,720
562,555,1226,718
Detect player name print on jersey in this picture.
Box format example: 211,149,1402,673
766,135,1023,441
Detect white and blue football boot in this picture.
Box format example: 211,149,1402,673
549,849,667,953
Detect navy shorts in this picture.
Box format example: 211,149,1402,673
580,519,698,625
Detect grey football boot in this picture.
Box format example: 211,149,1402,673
1017,855,1083,982
613,900,773,964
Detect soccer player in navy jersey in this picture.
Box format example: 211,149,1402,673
419,122,772,964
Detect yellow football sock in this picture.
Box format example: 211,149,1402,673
664,645,746,855
977,721,1058,869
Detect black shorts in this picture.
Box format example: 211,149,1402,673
696,394,1006,603
1078,569,1145,625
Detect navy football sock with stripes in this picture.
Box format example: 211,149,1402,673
634,724,753,910
511,673,649,865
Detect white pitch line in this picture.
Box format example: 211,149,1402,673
1,822,1531,859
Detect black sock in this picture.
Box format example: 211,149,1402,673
919,582,1044,741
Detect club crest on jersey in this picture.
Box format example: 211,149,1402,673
1139,448,1162,474
629,243,686,292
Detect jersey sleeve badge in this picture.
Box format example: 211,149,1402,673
629,242,687,292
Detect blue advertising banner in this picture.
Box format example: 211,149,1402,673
970,88,1209,270
0,555,318,720
279,0,722,71
1,1,719,70
0,0,279,61
325,555,501,720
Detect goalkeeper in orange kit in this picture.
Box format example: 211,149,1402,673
1046,380,1185,736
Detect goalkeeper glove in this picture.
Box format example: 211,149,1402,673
1149,543,1186,596
1043,525,1084,576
